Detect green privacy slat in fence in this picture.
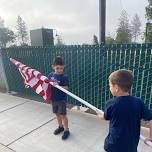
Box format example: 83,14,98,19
1,44,152,111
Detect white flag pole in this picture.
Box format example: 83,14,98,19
50,82,152,148
50,82,103,114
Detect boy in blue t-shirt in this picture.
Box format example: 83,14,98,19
48,56,70,140
96,69,152,152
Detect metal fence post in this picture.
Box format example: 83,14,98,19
0,49,9,92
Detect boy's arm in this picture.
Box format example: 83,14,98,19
96,100,113,121
61,76,69,90
96,110,106,120
144,120,152,143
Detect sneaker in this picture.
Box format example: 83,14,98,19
54,126,64,135
62,130,70,140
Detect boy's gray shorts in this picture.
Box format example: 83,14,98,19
52,101,67,115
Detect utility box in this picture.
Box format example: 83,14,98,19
30,28,54,47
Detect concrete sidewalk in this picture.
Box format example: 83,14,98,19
0,92,151,152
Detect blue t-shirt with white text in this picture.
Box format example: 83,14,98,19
48,72,69,102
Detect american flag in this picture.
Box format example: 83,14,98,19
10,58,51,103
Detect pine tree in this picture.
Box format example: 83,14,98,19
16,16,28,45
131,14,141,42
115,10,132,43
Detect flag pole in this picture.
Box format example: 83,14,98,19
50,82,103,114
50,82,152,147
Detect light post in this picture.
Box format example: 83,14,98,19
99,0,106,44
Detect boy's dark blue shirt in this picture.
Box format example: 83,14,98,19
48,72,69,102
104,96,152,152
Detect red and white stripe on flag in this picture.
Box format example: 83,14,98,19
10,58,51,103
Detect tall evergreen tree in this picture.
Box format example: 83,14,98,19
115,10,132,43
16,16,28,45
131,14,141,42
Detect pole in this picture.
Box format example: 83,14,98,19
49,82,103,114
99,0,106,44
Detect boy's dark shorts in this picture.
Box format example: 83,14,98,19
52,101,67,115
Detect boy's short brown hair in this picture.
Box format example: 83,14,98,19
109,69,133,92
53,56,64,66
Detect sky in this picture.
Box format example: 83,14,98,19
0,0,148,44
